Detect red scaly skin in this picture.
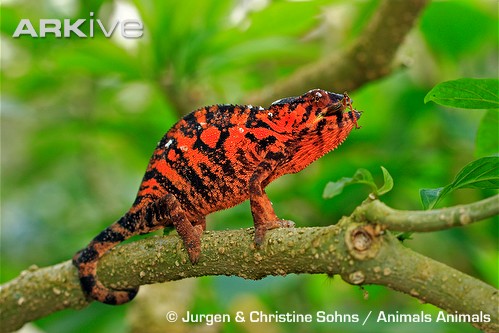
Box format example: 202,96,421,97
73,89,362,305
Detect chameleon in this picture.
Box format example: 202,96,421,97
73,88,361,305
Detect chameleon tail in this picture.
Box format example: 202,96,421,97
73,196,173,305
72,215,139,305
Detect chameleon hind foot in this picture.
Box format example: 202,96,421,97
254,219,295,246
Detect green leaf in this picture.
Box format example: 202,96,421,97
378,166,394,195
452,156,499,189
420,156,499,209
476,110,499,157
420,187,445,210
424,78,499,109
352,168,375,187
323,167,394,199
396,232,414,242
322,177,354,199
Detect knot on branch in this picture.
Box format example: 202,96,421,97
345,223,382,260
348,271,366,285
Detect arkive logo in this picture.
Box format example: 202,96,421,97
12,12,143,38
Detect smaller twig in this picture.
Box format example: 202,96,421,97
358,194,499,232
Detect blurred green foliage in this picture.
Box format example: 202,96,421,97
323,166,394,199
1,0,497,332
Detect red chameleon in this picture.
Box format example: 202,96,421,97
73,88,362,305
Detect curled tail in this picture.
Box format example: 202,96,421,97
72,215,139,305
73,196,172,305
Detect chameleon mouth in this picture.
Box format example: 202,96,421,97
316,103,344,120
313,93,362,129
328,92,362,128
318,93,356,117
311,92,362,128
326,92,352,115
322,103,344,117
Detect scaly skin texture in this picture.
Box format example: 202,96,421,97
73,89,361,305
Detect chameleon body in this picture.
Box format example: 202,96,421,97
73,89,361,305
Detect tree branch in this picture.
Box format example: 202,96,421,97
247,0,429,107
1,198,497,333
341,223,498,333
357,194,499,231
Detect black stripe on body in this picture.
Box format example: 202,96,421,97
315,118,328,135
244,132,278,153
171,146,212,203
199,162,218,182
139,168,195,213
245,109,273,129
195,123,231,152
213,126,231,150
265,151,285,161
236,148,252,167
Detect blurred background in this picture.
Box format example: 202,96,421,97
1,0,497,332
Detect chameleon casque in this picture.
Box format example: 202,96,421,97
73,88,361,305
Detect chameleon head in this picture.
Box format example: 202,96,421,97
268,89,362,171
269,88,362,135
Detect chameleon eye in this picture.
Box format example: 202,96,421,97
313,91,323,103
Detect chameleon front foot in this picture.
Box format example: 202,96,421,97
254,219,295,246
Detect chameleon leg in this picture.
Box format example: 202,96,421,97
249,159,295,246
133,194,204,263
166,195,203,264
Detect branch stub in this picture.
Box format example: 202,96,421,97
345,224,382,260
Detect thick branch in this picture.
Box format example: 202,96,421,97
358,194,499,232
1,198,497,332
247,0,429,107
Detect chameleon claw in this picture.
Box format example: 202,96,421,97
186,225,203,264
276,219,295,228
254,227,266,247
186,240,201,264
254,219,296,246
